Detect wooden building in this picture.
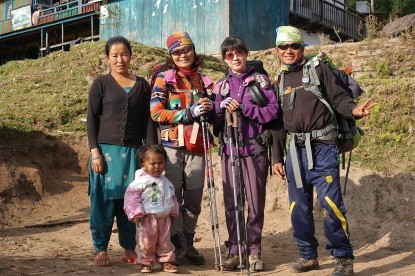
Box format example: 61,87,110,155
0,0,365,64
289,0,366,42
100,0,289,54
0,0,101,64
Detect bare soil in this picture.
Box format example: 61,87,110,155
1,136,415,275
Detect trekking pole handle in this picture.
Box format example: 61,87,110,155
200,114,206,123
226,111,235,142
232,112,239,128
226,111,233,126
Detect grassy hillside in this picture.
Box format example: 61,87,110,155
0,39,414,173
0,41,226,135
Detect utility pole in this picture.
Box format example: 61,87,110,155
371,0,374,14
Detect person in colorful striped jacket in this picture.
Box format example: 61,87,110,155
150,31,214,266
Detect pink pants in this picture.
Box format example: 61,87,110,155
138,215,175,265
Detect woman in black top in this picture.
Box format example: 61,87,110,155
87,36,150,267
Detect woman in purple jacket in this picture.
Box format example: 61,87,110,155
211,37,279,272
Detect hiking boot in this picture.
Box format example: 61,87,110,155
185,246,205,265
222,254,242,271
140,264,152,273
249,255,264,272
288,258,319,273
172,248,186,266
331,257,354,276
162,262,178,273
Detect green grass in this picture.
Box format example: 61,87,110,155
0,41,226,137
0,39,414,173
351,77,415,172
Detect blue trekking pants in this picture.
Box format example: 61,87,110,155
286,144,354,260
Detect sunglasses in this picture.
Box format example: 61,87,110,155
277,43,302,50
170,46,193,56
225,51,245,60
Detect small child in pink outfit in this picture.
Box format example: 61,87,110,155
124,144,179,273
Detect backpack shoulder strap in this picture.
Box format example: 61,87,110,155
303,60,336,119
278,71,298,110
164,69,177,86
213,76,230,97
199,73,214,89
249,84,267,107
277,72,285,101
243,72,270,107
198,72,214,97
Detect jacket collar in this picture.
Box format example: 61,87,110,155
227,66,255,81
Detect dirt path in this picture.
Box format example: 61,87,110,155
1,163,415,275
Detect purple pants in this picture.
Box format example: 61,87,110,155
221,152,269,256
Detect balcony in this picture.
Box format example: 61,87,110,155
290,0,366,41
0,0,101,35
38,0,101,25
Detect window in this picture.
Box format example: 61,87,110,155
5,1,12,19
35,0,52,9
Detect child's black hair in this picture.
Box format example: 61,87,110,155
137,144,167,164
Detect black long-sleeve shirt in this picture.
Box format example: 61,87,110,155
87,73,151,150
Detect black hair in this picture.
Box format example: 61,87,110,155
137,144,167,164
105,36,132,57
220,36,249,60
164,50,205,70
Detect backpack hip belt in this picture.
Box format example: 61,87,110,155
289,121,338,189
222,136,264,157
223,137,256,146
292,122,338,143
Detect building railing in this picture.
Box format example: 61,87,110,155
290,0,366,40
0,0,101,35
38,0,101,25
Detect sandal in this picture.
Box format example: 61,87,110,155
94,251,110,267
162,262,178,273
141,264,152,273
121,256,138,264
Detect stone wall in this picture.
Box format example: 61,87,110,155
305,37,415,79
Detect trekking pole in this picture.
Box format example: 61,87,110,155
225,111,245,271
343,151,352,196
231,112,250,275
200,115,223,271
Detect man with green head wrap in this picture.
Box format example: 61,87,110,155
271,26,377,276
275,26,304,47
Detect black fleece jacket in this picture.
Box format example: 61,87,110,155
271,62,357,164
